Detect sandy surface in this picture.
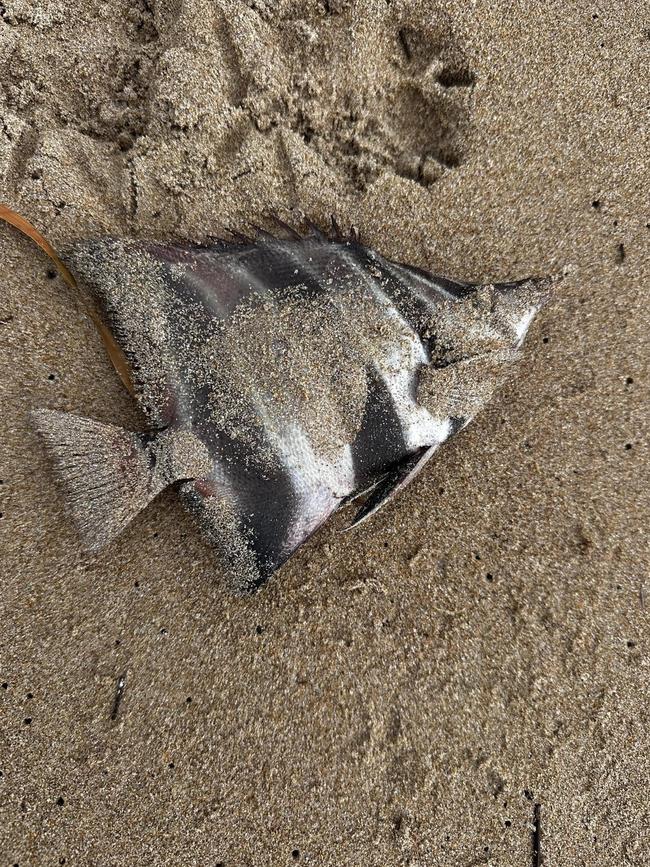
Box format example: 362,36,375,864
1,1,648,864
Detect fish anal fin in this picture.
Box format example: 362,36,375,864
345,445,435,530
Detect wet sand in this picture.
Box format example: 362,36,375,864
1,1,648,864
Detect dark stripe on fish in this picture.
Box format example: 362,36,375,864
186,386,299,587
341,242,475,350
448,416,467,436
391,262,474,301
223,240,329,298
340,245,441,349
147,243,260,320
351,365,408,491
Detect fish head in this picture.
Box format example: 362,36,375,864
428,275,550,361
484,276,552,350
418,276,550,427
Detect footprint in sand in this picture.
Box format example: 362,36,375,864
226,1,476,192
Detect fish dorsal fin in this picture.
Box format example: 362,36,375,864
346,444,435,530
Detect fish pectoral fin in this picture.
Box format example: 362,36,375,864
339,476,384,506
345,446,435,531
33,410,178,551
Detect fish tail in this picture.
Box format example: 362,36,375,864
32,409,168,551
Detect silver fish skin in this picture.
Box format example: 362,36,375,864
34,224,549,592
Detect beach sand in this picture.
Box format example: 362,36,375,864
0,0,648,864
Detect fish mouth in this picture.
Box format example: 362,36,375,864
498,274,555,312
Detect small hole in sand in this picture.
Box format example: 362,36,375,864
292,850,300,860
627,640,636,648
486,573,493,582
437,68,475,88
626,376,634,385
591,199,601,209
46,269,57,280
56,797,65,807
23,717,32,725
625,443,633,450
542,336,549,343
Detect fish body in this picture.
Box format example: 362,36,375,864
34,223,548,592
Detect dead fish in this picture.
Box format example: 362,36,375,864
2,207,549,592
